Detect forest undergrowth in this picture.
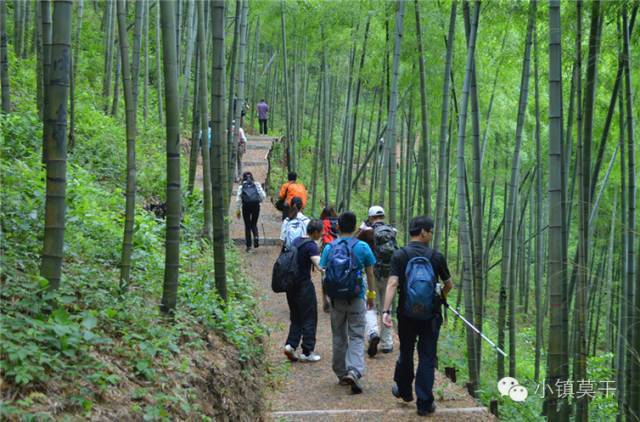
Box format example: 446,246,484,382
0,51,269,420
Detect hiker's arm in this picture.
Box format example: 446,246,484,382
257,183,267,201
278,183,287,200
382,276,399,327
365,266,377,292
235,186,242,211
437,254,454,300
311,255,324,273
443,278,453,298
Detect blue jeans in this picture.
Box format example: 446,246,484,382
394,313,442,411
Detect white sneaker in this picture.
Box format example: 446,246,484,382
299,352,321,362
284,344,299,362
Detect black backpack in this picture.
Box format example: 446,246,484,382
328,217,339,238
271,238,314,293
241,181,261,205
373,223,398,269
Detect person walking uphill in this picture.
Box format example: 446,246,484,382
236,172,266,252
282,220,325,363
277,172,308,221
382,216,453,416
357,206,398,357
280,197,311,252
320,206,339,313
321,211,377,395
257,99,269,135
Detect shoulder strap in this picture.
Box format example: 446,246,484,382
348,238,360,249
402,248,412,275
300,238,315,249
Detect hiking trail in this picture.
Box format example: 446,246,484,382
213,134,497,421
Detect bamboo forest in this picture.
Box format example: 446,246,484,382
1,0,639,420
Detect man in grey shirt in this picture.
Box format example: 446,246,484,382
257,99,269,135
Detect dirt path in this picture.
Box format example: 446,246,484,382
213,135,496,421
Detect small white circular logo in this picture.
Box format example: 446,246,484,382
497,377,528,402
508,384,529,402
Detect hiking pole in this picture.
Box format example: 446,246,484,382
442,300,508,358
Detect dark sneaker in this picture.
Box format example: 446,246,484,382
338,375,350,386
253,239,259,248
382,347,393,354
343,370,363,394
392,383,413,402
417,403,436,416
368,334,380,358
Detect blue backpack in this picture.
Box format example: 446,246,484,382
402,250,438,320
323,238,361,300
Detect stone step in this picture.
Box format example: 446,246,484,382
247,136,278,142
247,143,271,150
270,406,493,420
232,237,281,246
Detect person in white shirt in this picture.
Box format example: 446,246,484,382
232,121,248,181
236,171,266,251
280,197,311,252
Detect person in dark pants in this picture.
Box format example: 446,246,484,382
382,216,453,416
283,220,325,363
257,99,269,135
236,172,266,252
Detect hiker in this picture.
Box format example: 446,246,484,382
319,206,339,313
233,121,247,181
280,197,311,252
236,171,266,252
283,219,325,363
321,211,377,394
257,99,269,135
277,172,308,221
382,216,453,416
357,206,398,357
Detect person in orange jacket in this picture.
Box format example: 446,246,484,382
278,172,308,220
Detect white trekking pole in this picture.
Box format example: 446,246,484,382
437,285,507,358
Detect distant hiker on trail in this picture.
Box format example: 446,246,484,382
320,206,339,313
282,219,325,363
277,172,308,221
199,120,213,149
233,121,247,181
382,216,453,417
280,197,311,252
357,206,398,357
257,99,269,135
236,171,266,252
321,211,377,395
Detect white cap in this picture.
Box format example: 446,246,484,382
368,206,385,218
